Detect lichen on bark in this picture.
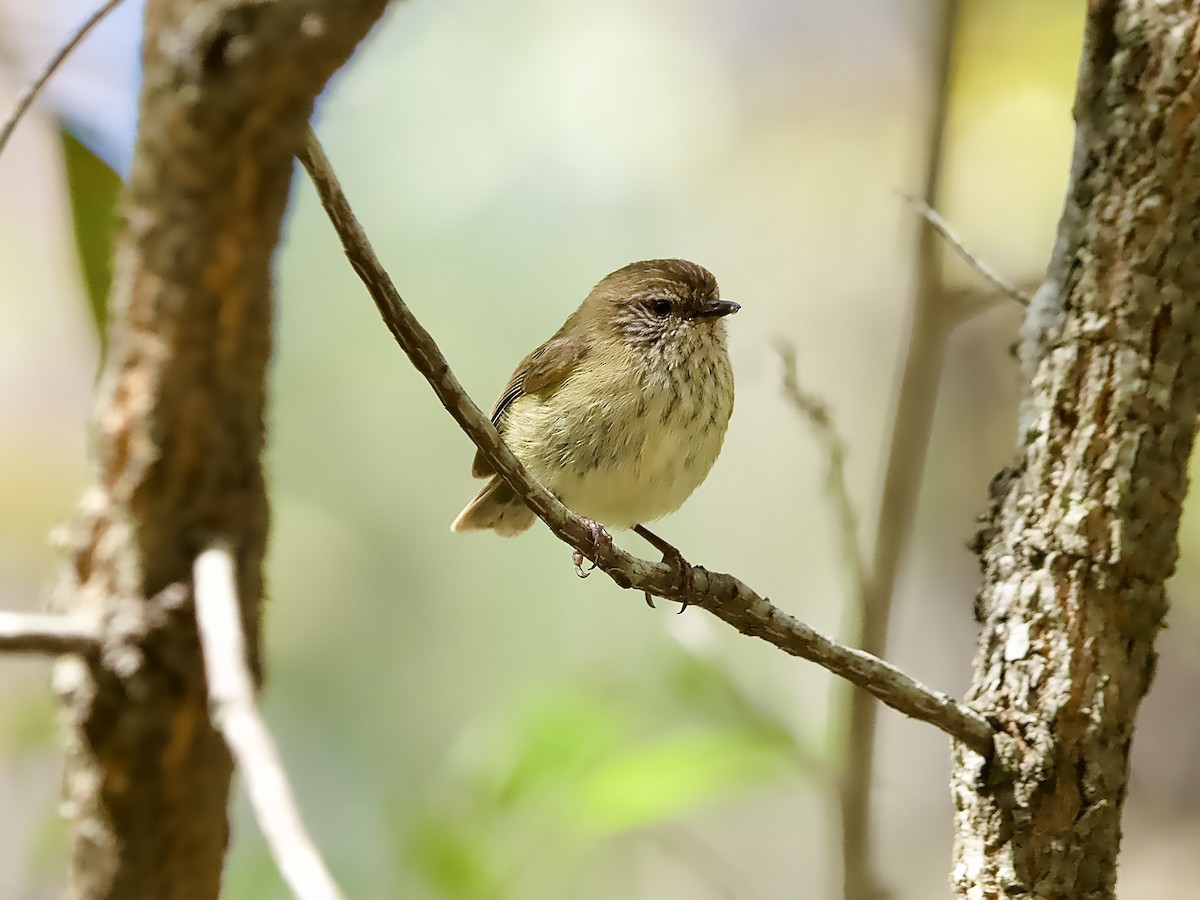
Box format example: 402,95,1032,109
952,2,1200,897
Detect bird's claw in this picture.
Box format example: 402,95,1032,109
634,525,696,612
572,519,612,578
572,549,593,578
665,549,697,613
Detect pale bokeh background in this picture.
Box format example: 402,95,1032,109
2,1,1199,897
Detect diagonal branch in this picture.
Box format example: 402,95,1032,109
0,611,101,655
297,127,995,758
194,543,345,900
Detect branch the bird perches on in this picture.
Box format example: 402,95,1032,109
296,127,996,758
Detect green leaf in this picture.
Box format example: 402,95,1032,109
486,692,627,811
570,728,792,835
60,128,120,361
665,653,824,771
407,817,503,900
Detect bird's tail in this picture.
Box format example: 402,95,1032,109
450,475,537,536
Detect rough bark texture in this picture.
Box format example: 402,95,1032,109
51,2,389,897
952,2,1200,897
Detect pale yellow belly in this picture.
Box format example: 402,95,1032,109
508,365,733,528
542,416,723,527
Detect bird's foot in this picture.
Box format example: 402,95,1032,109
633,525,696,612
572,519,612,578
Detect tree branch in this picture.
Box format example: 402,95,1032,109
297,127,996,758
0,611,100,655
777,344,867,628
898,194,1032,308
194,543,344,900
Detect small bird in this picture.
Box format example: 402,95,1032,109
451,259,738,580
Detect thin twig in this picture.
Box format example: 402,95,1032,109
0,0,128,161
898,193,1031,307
0,611,100,655
843,3,962,898
297,126,995,757
194,543,345,900
777,343,868,612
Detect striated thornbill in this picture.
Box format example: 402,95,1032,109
451,258,739,540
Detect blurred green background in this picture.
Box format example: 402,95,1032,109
2,1,1198,897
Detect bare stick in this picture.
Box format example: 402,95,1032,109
0,611,100,655
844,2,962,897
0,0,128,161
898,193,1031,307
194,543,345,900
297,127,994,757
778,344,868,614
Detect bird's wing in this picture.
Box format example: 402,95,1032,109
471,328,589,478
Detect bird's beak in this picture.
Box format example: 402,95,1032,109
695,299,741,318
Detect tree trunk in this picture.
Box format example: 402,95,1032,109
952,2,1200,896
51,2,389,897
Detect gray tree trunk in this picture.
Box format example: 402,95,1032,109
951,2,1200,896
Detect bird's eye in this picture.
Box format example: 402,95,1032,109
651,298,673,317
